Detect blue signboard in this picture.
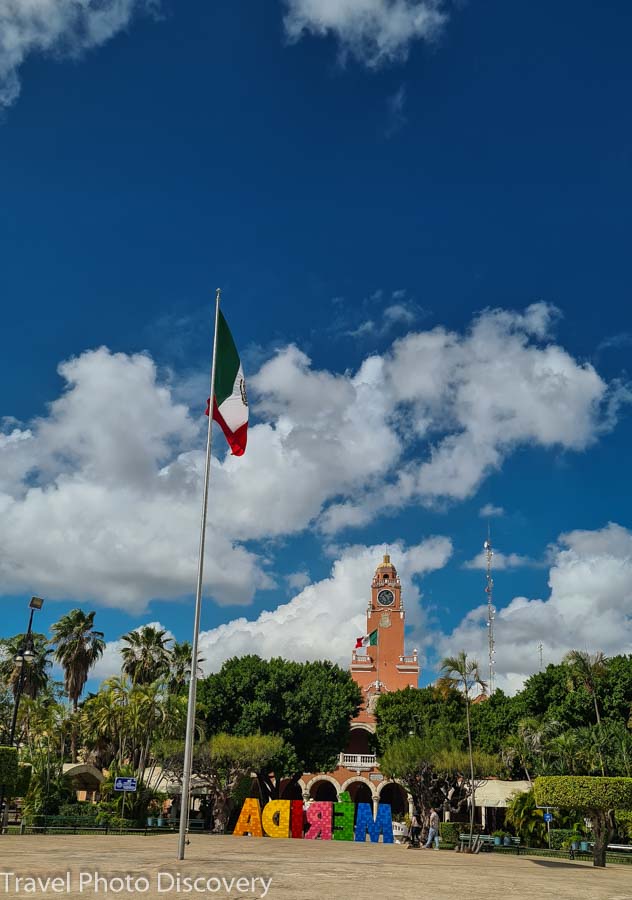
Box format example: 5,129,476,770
543,812,553,823
114,777,138,792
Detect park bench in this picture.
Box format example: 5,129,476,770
458,833,521,853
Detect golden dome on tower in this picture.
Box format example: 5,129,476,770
375,553,397,576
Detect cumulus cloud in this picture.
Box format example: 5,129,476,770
437,523,632,694
282,0,448,67
0,348,270,610
321,303,625,531
0,304,625,612
479,503,504,518
195,538,453,672
0,0,158,108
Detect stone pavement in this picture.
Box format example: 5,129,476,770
0,835,630,900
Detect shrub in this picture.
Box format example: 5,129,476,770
0,747,18,790
549,828,576,850
439,821,460,843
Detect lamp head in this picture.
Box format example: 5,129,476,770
29,597,44,610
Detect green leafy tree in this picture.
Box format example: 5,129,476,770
380,733,499,828
197,655,361,802
436,651,486,845
121,626,172,685
375,685,466,752
535,775,632,867
160,733,284,832
470,689,527,756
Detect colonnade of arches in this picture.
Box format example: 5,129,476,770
282,776,410,817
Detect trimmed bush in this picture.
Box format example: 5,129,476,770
534,777,632,812
0,747,18,790
439,821,460,843
549,828,576,850
534,777,632,868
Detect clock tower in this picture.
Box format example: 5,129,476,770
351,554,419,724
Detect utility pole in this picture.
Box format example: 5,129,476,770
538,642,543,672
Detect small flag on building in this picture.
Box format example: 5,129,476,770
355,630,378,649
205,310,248,456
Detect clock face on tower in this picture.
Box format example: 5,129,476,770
377,589,394,607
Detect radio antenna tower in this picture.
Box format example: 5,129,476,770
484,527,496,695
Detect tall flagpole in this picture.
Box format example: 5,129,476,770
177,288,221,861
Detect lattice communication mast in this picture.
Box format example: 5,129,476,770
484,532,496,694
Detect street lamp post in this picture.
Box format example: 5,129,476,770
0,597,44,834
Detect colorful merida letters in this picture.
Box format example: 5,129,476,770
233,795,393,843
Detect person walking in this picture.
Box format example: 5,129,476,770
423,808,440,850
408,811,421,848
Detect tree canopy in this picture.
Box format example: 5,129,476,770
197,655,361,799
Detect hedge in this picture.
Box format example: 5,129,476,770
0,747,18,789
534,777,632,812
549,828,577,850
439,822,460,843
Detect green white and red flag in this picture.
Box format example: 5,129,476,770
205,310,248,456
355,630,378,649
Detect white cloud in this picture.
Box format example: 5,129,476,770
479,503,504,518
322,302,625,529
437,522,632,693
463,550,534,571
0,304,625,612
0,0,158,108
285,571,312,591
0,348,270,610
283,0,448,67
196,537,453,672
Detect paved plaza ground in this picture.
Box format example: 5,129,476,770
0,835,630,900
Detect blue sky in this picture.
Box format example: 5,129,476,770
1,0,632,694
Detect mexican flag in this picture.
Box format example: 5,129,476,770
205,311,248,456
355,630,378,649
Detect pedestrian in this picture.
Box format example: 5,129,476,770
422,808,440,850
408,810,421,848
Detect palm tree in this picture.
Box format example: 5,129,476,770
50,609,105,761
437,651,486,846
564,650,607,725
505,788,547,847
121,626,172,685
51,610,105,711
168,641,205,695
564,650,607,775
